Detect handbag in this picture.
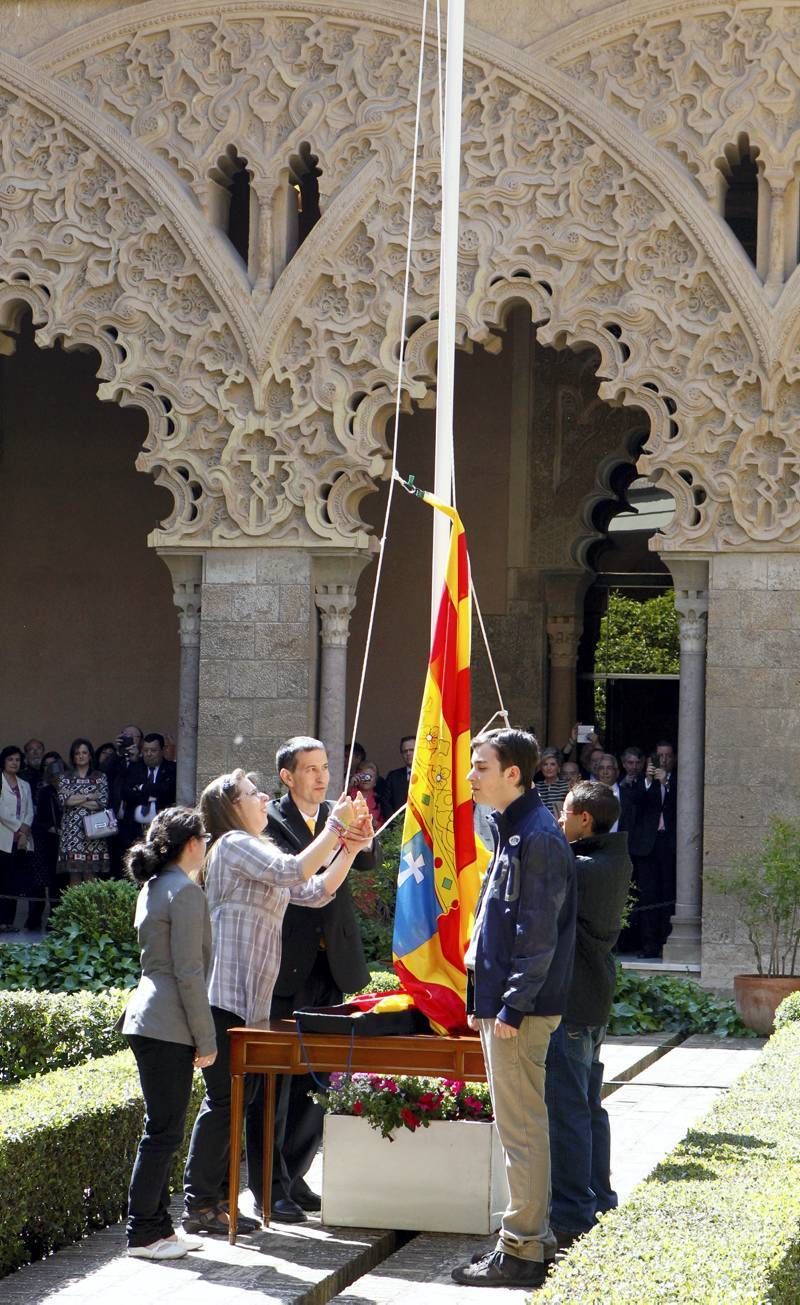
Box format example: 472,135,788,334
83,808,118,839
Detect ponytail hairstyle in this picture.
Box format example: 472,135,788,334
124,805,205,885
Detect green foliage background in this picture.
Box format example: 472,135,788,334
593,590,679,730
351,820,401,965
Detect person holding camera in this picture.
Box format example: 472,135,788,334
122,733,177,832
107,726,143,876
348,760,386,829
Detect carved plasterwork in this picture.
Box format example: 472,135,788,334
0,2,798,550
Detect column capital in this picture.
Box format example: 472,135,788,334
545,615,580,668
158,550,203,648
661,555,709,655
312,551,372,648
315,585,358,647
674,592,709,655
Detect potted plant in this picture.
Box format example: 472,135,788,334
710,819,800,1035
313,1072,508,1232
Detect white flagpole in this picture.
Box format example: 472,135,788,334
431,0,465,637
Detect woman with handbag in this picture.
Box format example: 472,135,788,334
56,738,111,885
0,745,34,931
182,768,373,1237
121,806,217,1260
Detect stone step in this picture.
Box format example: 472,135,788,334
600,1031,684,1096
619,957,701,976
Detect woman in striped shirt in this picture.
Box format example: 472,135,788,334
535,747,570,818
182,768,372,1238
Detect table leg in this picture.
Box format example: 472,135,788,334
228,1072,244,1244
261,1072,276,1223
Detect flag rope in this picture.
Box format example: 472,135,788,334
343,0,432,791
344,4,509,791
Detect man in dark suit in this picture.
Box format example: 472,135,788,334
107,724,143,876
122,733,177,835
245,735,373,1223
380,735,415,816
615,747,648,954
636,742,678,958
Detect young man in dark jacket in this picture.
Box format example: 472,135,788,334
451,728,576,1291
547,780,633,1248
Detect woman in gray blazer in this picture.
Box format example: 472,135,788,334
121,806,217,1261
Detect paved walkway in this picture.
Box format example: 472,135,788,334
1,1034,763,1305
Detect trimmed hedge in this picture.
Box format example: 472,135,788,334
0,880,140,993
0,1050,203,1278
0,989,128,1084
538,1026,800,1303
774,989,800,1030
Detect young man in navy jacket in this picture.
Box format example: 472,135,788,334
452,728,576,1291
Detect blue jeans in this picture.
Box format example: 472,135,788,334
545,1022,617,1234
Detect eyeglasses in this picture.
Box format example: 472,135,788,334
234,787,263,802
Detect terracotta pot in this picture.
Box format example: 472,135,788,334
733,974,800,1036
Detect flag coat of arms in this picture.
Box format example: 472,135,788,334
393,493,488,1034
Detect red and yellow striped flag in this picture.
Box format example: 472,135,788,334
392,493,489,1034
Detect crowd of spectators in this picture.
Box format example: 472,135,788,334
532,725,678,959
0,725,177,931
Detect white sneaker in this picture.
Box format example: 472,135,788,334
127,1238,188,1260
176,1230,205,1251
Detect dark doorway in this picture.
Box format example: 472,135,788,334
578,476,679,757
0,315,179,754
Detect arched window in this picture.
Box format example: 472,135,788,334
718,136,760,268
289,142,322,248
209,146,253,267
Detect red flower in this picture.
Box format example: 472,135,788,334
353,1099,364,1115
400,1107,419,1131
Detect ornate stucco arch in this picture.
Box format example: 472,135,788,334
1,0,797,559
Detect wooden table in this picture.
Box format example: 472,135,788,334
227,1020,487,1242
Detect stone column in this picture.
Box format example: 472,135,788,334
158,551,203,805
662,556,709,966
313,553,371,794
544,571,589,749
546,616,581,748
196,548,318,794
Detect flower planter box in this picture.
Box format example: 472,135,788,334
321,1115,509,1233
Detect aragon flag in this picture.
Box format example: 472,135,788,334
392,492,490,1034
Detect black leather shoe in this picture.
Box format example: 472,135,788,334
270,1197,307,1224
291,1180,321,1212
552,1225,582,1252
451,1250,554,1288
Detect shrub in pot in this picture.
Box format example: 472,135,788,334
709,819,800,1034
